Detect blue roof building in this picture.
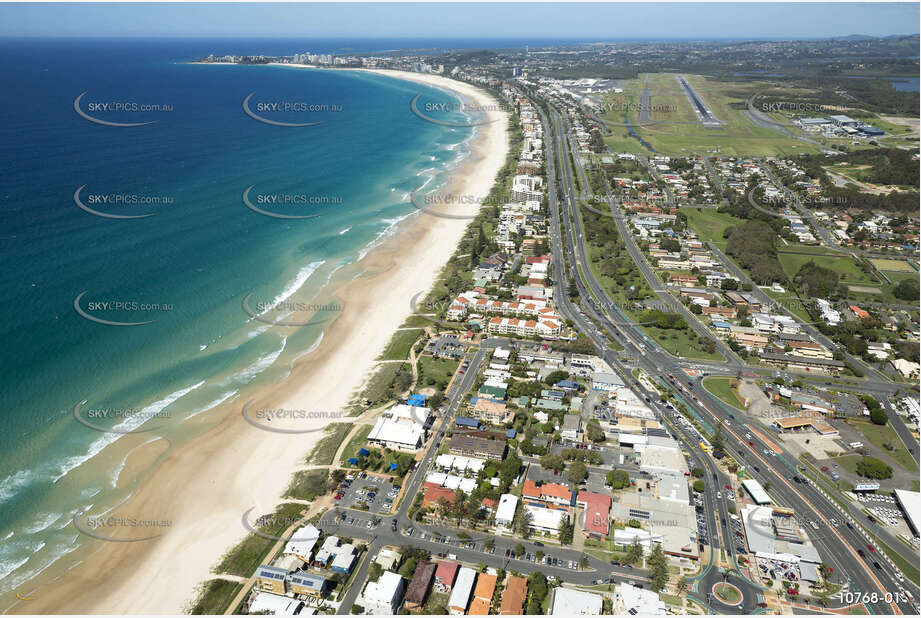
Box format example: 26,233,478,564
556,380,579,391
455,417,481,429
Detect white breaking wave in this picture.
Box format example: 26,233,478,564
182,390,238,422
338,226,352,235
256,261,326,318
357,213,414,262
52,380,206,484
226,337,288,386
21,512,61,536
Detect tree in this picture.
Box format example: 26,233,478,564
855,456,893,479
648,542,669,591
676,576,689,595
711,427,725,452
558,516,574,545
625,539,644,565
870,407,888,426
513,543,525,557
514,504,533,539
544,370,569,387
568,462,588,485
606,469,631,490
540,453,565,473
720,278,739,291
579,553,590,570
585,421,605,442
894,278,919,301
693,480,705,493
691,467,705,478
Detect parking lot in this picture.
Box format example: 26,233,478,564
400,525,585,571
332,472,400,514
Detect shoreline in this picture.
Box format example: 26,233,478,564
7,70,508,614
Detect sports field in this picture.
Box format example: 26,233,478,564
870,258,916,273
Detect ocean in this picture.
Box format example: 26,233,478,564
0,37,476,595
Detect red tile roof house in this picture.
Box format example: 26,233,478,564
577,491,612,538
434,561,459,592
522,480,574,507
422,483,457,514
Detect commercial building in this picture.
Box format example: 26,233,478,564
894,489,921,536
367,404,431,451
577,491,611,538
592,372,624,392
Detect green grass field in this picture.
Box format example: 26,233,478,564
849,420,919,474
702,377,747,410
680,207,745,247
777,251,877,286
339,424,373,465
416,356,459,392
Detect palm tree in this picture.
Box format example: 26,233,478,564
578,553,590,571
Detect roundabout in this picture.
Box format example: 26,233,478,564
713,581,744,606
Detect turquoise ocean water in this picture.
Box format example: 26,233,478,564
0,37,477,593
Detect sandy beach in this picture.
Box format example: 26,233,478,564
10,70,508,614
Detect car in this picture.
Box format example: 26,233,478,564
623,564,632,569
868,544,875,552
610,560,620,566
534,541,543,547
873,561,882,570
505,549,511,557
725,484,731,490
748,441,754,446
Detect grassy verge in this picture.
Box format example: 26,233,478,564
306,423,354,465
186,579,243,615
702,377,746,411
283,469,332,501
378,328,423,361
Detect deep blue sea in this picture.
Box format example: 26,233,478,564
0,37,477,593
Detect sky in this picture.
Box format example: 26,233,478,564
0,2,917,40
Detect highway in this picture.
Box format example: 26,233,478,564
535,91,919,614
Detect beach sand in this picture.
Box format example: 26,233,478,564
9,70,508,614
